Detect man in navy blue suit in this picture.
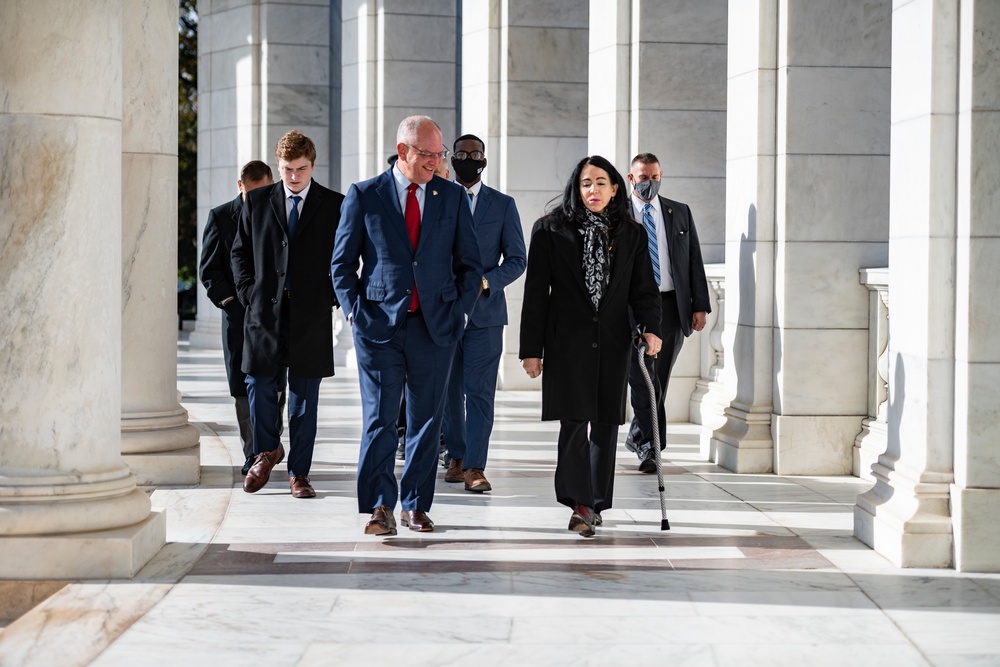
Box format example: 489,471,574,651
441,134,526,493
332,116,483,535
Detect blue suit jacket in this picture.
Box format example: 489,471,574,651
467,184,526,328
332,169,483,347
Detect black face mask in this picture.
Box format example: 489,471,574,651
452,158,485,184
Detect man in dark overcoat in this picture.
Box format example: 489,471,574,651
232,130,343,499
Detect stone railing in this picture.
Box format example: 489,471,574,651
689,264,728,456
854,268,889,482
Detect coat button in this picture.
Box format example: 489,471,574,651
271,298,278,304
592,343,598,348
281,241,287,247
592,316,598,322
406,289,412,295
412,261,418,266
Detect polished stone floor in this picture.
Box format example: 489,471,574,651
2,337,999,666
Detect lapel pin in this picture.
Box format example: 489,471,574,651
667,208,673,214
432,190,438,196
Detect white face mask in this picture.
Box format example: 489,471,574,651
633,179,661,201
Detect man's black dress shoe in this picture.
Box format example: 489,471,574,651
241,455,254,476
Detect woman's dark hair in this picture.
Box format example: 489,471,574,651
548,155,632,234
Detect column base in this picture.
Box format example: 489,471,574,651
772,414,858,475
952,486,1000,573
690,378,729,460
123,444,201,486
0,509,165,580
121,408,201,485
854,417,887,482
854,461,953,568
710,403,773,473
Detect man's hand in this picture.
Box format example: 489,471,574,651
522,357,542,379
692,311,707,332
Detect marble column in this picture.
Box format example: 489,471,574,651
193,0,333,346
121,0,201,486
342,0,457,186
589,0,728,419
855,0,960,568
709,0,778,472
0,0,165,578
493,0,589,389
951,0,1000,573
712,1,890,473
770,1,891,474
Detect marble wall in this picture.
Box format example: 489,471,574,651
341,0,457,186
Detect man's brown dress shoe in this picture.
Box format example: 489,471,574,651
243,445,285,493
290,475,315,498
444,457,463,483
399,509,434,532
463,468,492,493
364,505,397,536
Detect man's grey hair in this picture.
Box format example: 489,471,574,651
396,115,441,145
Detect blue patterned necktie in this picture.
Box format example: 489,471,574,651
467,189,474,212
288,195,302,237
643,203,660,286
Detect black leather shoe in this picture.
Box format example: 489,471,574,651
396,434,406,460
637,443,657,473
593,512,603,526
241,455,254,476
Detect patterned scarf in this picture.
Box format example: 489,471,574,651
578,208,611,312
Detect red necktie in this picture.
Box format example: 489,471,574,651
405,183,421,311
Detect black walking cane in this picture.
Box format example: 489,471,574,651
635,338,671,531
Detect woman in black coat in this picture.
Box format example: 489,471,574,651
519,155,662,537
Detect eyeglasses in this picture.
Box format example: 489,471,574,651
405,144,449,160
453,150,485,161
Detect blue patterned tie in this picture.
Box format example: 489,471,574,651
643,203,660,286
288,195,301,237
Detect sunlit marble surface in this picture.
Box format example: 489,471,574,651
1,335,998,666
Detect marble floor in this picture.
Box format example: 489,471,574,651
2,337,999,666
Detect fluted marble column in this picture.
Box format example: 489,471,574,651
121,0,201,485
0,0,165,578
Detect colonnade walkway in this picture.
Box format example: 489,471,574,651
2,336,999,666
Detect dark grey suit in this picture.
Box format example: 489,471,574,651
626,194,711,456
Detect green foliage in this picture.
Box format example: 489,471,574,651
178,0,198,296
